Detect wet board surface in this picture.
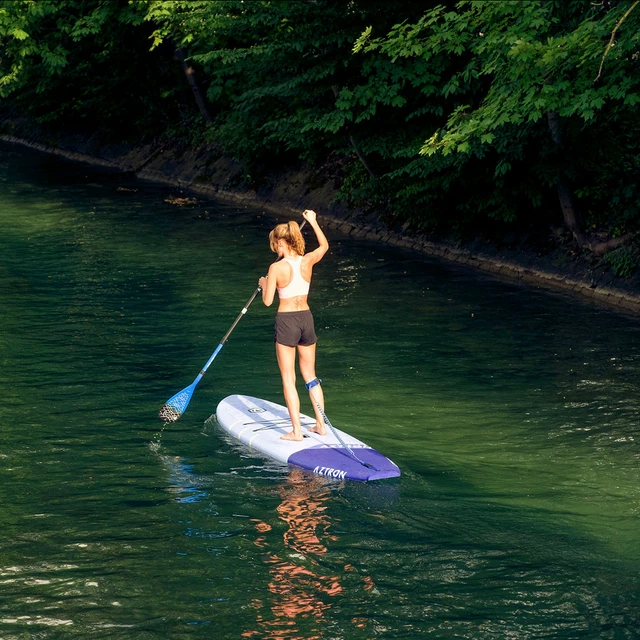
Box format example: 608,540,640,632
214,395,401,481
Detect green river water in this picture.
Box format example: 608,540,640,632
1,141,639,639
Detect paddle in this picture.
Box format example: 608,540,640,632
158,219,307,424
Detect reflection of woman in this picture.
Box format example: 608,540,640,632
276,468,335,558
246,469,341,638
258,210,329,442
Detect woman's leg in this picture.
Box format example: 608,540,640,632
276,342,303,441
298,343,326,435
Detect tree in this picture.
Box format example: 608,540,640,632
355,0,640,247
0,0,179,138
140,0,428,173
1,0,638,255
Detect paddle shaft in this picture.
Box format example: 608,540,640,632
195,219,308,380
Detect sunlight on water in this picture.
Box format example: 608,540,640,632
1,141,639,638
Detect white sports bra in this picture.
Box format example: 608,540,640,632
277,256,310,299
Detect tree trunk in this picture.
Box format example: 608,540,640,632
547,110,584,244
546,110,629,254
174,46,212,123
556,181,585,245
348,133,378,181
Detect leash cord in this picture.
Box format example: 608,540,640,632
308,387,373,469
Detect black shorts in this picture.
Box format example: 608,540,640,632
274,310,317,347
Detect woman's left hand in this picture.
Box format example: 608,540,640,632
258,276,268,290
302,209,317,224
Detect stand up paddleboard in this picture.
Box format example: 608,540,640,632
215,395,400,481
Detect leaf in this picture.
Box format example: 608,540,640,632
10,28,29,40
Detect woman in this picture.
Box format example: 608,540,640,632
258,209,329,441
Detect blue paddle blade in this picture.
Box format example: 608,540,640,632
158,383,196,423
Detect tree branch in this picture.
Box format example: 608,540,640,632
595,0,639,83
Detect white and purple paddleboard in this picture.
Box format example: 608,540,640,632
215,395,400,481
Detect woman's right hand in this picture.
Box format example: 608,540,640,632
302,209,317,224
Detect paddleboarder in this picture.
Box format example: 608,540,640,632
259,210,329,441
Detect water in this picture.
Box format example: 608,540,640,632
1,141,639,639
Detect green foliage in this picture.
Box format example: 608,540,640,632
1,0,639,242
0,0,180,138
139,0,429,172
605,246,637,278
575,115,640,236
356,1,640,155
351,0,640,231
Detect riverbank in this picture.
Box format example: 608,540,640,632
2,130,639,314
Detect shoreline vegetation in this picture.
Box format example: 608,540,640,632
2,130,639,314
1,1,639,313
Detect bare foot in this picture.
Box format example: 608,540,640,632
307,423,327,436
281,430,303,441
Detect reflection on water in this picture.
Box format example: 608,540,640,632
244,469,341,639
151,435,381,637
153,447,210,504
244,469,375,639
2,142,640,638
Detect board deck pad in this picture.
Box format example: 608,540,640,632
215,395,400,481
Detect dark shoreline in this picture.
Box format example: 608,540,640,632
2,132,639,315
